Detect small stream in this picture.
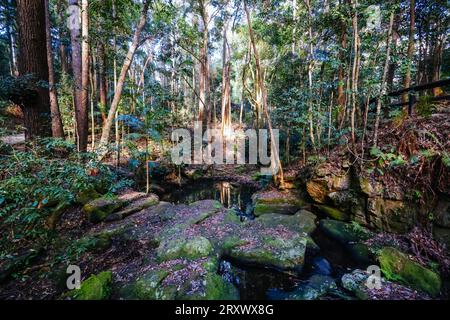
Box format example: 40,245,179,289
161,178,361,300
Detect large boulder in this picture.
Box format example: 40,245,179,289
121,258,239,300
366,198,416,233
225,231,307,274
66,271,113,300
378,247,441,297
105,194,159,221
341,269,430,300
319,220,372,245
157,236,214,262
315,204,350,222
256,210,316,235
83,196,127,223
252,190,303,216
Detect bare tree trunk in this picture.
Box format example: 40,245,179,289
373,12,395,148
403,0,415,103
350,0,360,145
99,0,150,149
305,0,315,148
197,0,210,124
221,18,232,135
68,0,86,151
16,0,52,139
45,0,65,138
98,43,107,123
80,0,89,150
6,0,18,76
57,0,69,74
244,1,285,188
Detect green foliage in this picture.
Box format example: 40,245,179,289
415,95,435,118
370,146,406,168
0,139,125,250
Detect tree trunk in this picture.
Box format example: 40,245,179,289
99,0,150,149
373,12,395,148
305,0,315,148
244,1,285,188
57,0,69,74
68,0,87,151
221,18,232,135
350,0,360,145
402,0,415,103
45,0,65,138
198,1,210,124
16,0,52,139
80,0,89,150
6,0,19,76
98,43,107,122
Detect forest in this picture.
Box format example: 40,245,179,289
0,0,449,302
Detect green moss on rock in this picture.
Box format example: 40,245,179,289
319,220,372,245
67,271,112,300
316,205,350,221
157,236,213,262
378,247,441,297
82,196,126,223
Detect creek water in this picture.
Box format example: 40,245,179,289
161,179,361,300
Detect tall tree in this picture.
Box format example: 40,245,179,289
99,0,150,150
16,0,52,139
221,17,231,135
402,0,415,103
68,0,88,151
373,11,395,148
45,0,65,138
244,1,285,188
81,0,89,148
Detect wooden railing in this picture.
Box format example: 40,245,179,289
370,78,450,115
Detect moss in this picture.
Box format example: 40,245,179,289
319,220,372,245
378,247,441,297
347,243,373,265
257,210,317,235
253,202,299,216
316,205,350,221
203,273,239,300
223,209,242,225
157,236,213,262
75,188,102,205
82,196,126,223
133,269,170,299
67,271,112,300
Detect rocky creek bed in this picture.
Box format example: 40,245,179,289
0,172,446,300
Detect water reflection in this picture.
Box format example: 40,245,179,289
162,179,257,215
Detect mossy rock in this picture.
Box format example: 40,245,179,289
227,235,307,274
257,210,317,235
253,202,299,216
347,243,373,265
82,196,126,223
157,236,214,262
316,205,350,222
106,194,159,221
287,275,337,300
319,220,372,245
132,269,172,299
378,247,441,297
200,273,239,300
75,188,102,205
66,271,113,300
